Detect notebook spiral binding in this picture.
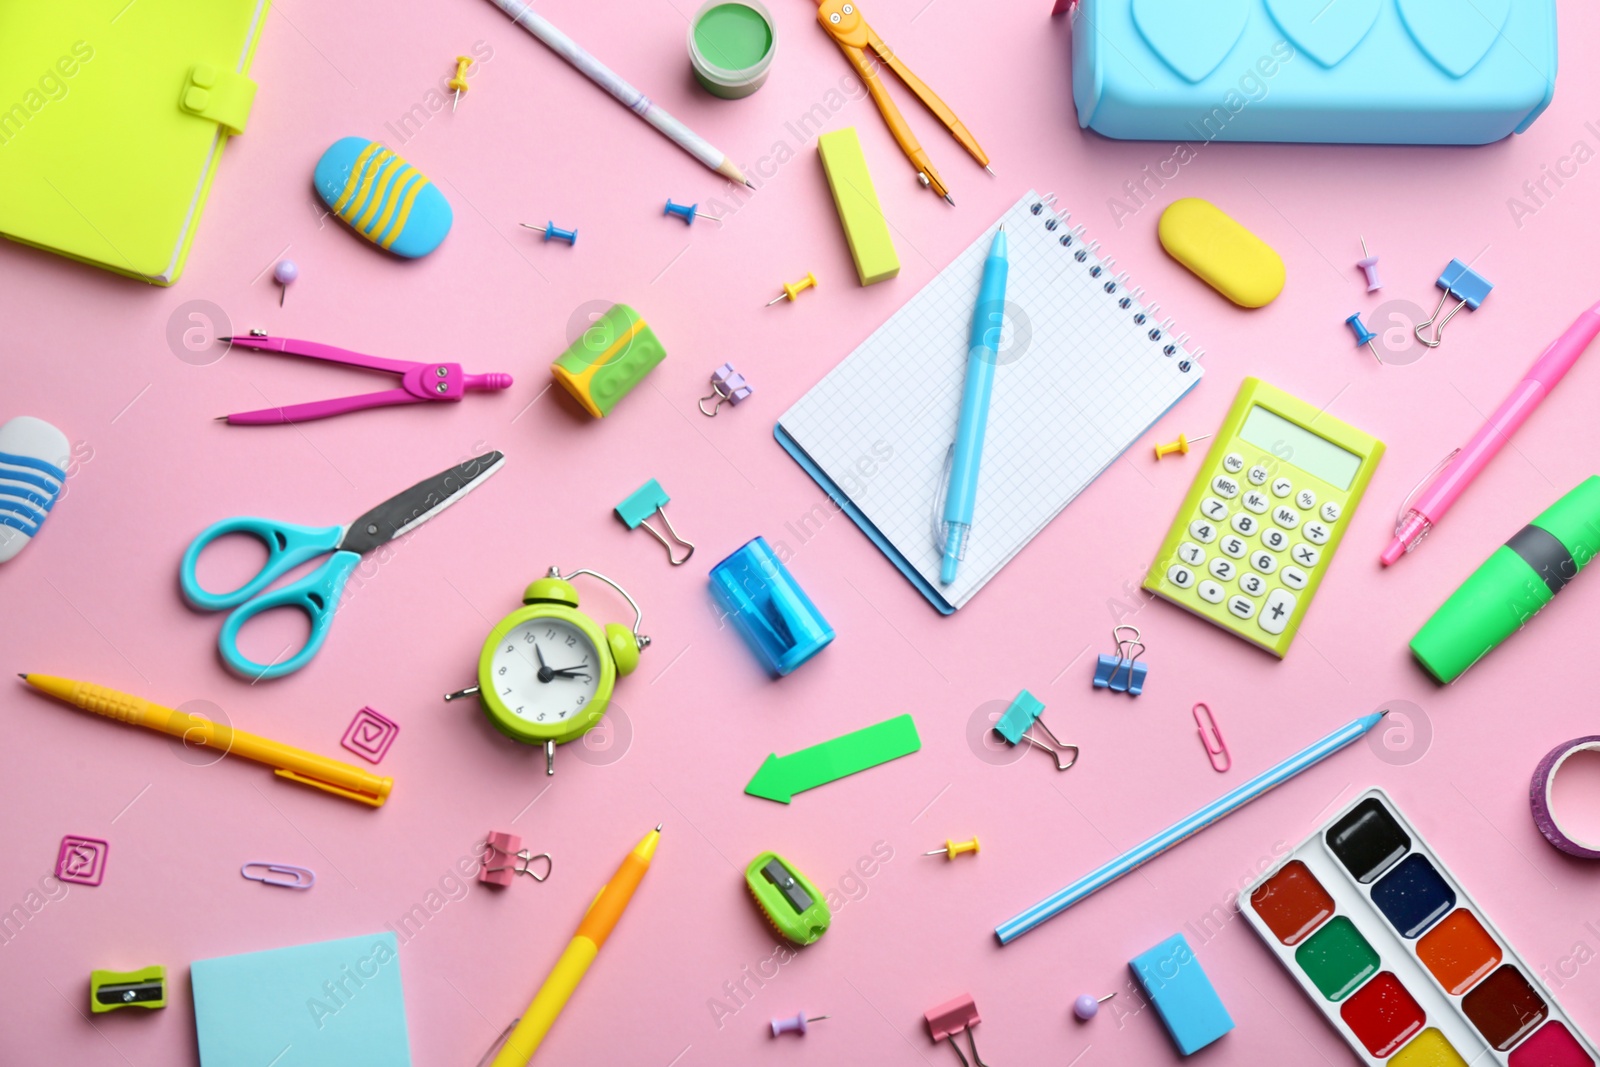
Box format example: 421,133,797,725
1032,194,1203,373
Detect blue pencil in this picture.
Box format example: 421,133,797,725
995,710,1387,944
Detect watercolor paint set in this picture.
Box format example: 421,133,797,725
1241,788,1596,1067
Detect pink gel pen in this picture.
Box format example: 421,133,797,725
1382,301,1600,566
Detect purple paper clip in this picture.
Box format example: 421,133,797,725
1193,703,1231,773
700,363,752,416
241,863,316,889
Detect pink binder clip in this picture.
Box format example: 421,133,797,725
480,831,553,886
1193,702,1231,773
925,993,991,1067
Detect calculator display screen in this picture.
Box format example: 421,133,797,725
1239,406,1362,490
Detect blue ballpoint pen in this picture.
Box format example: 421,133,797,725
940,225,1009,584
995,710,1388,944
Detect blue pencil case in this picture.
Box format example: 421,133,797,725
1069,0,1557,144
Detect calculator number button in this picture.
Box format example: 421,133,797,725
1197,580,1225,604
1230,513,1259,536
1296,489,1317,510
1272,506,1300,529
1211,476,1240,499
1177,541,1206,566
1239,572,1267,597
1223,453,1245,474
1209,558,1237,581
1227,595,1256,619
1281,566,1309,590
1242,491,1269,514
1219,535,1247,559
1200,497,1229,521
1259,589,1297,635
1249,550,1277,574
1291,543,1321,568
1272,477,1294,498
1261,528,1289,552
1247,465,1270,486
1320,501,1342,523
1189,519,1218,544
1166,565,1195,589
1303,521,1330,545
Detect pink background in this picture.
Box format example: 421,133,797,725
4,0,1600,1064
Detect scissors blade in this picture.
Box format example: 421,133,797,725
339,451,506,554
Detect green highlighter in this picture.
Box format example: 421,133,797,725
1410,476,1600,683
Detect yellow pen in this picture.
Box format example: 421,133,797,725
488,825,661,1066
19,674,392,807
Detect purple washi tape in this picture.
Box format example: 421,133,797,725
1530,735,1600,859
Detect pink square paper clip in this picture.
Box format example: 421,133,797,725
341,706,400,764
56,835,109,887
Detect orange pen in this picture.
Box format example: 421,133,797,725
488,825,661,1065
816,0,992,204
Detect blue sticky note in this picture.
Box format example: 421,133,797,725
1130,933,1234,1055
192,932,412,1066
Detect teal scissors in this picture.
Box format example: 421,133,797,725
180,452,505,679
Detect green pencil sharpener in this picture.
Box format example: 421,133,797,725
1410,475,1600,683
550,303,666,418
90,966,167,1013
745,852,830,945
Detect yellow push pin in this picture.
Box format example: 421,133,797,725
924,836,980,860
766,272,818,307
1153,433,1211,460
448,55,473,112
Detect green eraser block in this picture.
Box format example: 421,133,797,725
817,128,899,286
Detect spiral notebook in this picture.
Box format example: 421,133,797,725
776,190,1205,613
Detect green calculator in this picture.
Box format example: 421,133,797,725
1143,378,1384,657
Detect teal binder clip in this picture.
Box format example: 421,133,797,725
615,479,695,565
1092,626,1147,695
994,689,1078,770
1415,259,1493,349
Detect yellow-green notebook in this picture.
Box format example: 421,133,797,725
0,0,269,285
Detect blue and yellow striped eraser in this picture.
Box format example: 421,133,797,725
313,137,452,258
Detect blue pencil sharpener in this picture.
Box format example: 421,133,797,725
710,537,834,676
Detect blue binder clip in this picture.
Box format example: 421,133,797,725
615,479,696,566
1092,626,1147,696
993,689,1078,770
1414,259,1493,349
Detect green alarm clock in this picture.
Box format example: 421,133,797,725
445,567,649,774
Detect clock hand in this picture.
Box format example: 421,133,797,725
535,644,557,684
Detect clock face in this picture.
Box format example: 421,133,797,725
489,617,601,728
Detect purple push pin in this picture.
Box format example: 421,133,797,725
770,1010,830,1037
273,260,299,306
1356,237,1382,292
1073,992,1116,1021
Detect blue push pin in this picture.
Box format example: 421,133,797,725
664,198,723,226
1345,313,1380,363
520,221,577,245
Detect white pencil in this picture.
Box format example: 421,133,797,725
489,0,753,187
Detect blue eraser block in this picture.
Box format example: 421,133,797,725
994,689,1045,745
1130,934,1234,1055
314,137,453,258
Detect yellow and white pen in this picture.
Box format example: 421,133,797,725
487,825,661,1065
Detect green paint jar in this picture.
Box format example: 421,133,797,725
689,0,777,99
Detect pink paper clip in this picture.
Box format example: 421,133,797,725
925,993,991,1067
1193,702,1231,773
241,863,316,889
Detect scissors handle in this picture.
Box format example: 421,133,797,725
216,549,361,679
180,517,345,611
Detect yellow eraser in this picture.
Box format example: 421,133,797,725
817,127,899,286
1158,198,1284,308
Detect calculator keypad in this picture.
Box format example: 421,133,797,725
1158,454,1346,647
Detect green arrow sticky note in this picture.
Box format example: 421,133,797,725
745,714,921,804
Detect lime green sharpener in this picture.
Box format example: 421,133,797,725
1410,476,1600,683
550,303,666,418
90,966,167,1012
745,852,830,945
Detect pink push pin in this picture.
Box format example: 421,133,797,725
273,259,299,306
1356,238,1382,292
770,1010,830,1037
